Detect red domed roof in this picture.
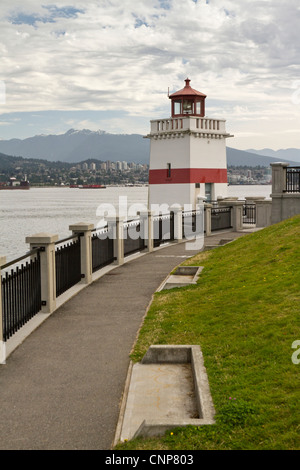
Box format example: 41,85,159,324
169,78,206,99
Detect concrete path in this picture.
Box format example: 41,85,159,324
0,231,249,450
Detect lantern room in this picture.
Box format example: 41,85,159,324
169,78,206,118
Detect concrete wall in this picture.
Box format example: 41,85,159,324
271,194,300,224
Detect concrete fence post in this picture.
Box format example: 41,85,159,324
204,203,212,236
0,256,6,364
256,200,272,228
25,233,58,314
230,201,244,231
271,162,289,195
107,216,124,265
69,222,94,285
138,211,154,252
172,207,183,242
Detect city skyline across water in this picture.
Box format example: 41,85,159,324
0,185,272,262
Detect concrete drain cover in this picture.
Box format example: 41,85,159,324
116,345,215,442
157,266,203,291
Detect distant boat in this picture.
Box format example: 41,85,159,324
0,177,30,190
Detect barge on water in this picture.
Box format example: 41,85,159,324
0,177,30,190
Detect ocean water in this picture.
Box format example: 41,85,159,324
0,185,271,262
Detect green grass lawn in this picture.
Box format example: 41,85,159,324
116,215,300,450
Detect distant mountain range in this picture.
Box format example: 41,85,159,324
246,148,300,164
0,128,298,167
0,129,150,165
226,147,298,166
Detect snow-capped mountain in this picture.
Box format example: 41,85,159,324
0,129,150,164
0,128,298,166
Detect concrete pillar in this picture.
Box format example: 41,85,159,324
256,200,272,227
204,203,212,236
69,222,94,285
0,256,6,364
107,216,124,265
25,233,58,314
172,207,183,241
138,211,154,252
271,162,289,195
245,197,265,203
270,162,300,224
197,196,206,206
231,201,244,231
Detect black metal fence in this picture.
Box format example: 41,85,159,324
182,210,203,238
153,212,175,247
243,204,256,225
1,250,42,341
55,236,81,297
124,220,146,256
92,227,115,271
285,167,300,193
2,204,260,344
211,207,232,231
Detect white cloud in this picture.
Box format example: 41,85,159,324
0,0,300,148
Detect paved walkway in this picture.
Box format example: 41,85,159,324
0,231,251,450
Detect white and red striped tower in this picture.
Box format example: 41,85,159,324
146,78,233,209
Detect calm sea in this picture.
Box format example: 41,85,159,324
0,185,271,262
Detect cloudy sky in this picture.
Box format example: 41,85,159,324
0,0,300,150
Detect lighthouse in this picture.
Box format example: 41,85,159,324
146,78,233,210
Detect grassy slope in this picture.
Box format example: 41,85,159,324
117,215,300,450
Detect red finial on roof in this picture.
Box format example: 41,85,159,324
185,78,191,87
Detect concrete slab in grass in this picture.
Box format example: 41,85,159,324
117,345,215,442
157,266,203,291
205,238,234,250
218,238,234,245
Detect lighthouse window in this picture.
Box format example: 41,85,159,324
183,100,193,114
196,102,201,114
167,163,171,178
174,100,181,115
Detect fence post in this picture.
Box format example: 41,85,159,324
204,203,212,236
107,216,124,265
270,162,295,224
69,222,94,284
25,233,58,314
0,256,6,364
256,200,272,227
230,201,244,231
271,162,289,195
138,211,154,252
172,207,183,242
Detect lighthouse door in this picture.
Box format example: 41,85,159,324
205,183,212,202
